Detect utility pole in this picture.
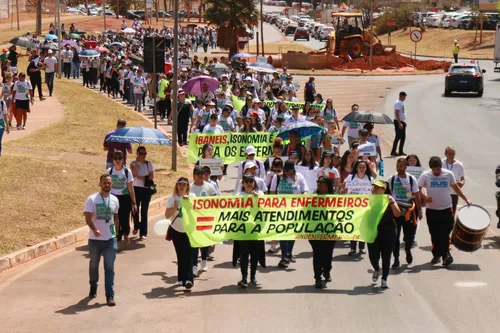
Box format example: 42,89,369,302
116,0,119,19
16,0,19,30
36,0,42,34
56,0,62,78
369,0,374,71
260,0,264,56
171,0,179,171
103,0,107,30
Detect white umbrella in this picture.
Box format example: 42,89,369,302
248,66,277,74
122,28,136,34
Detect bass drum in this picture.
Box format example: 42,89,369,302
452,204,490,252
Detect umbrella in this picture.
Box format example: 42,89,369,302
73,29,86,35
128,38,141,45
109,42,126,47
342,111,393,124
232,52,251,58
40,42,58,51
128,54,144,65
69,33,81,39
61,39,78,48
83,40,98,48
103,30,118,35
79,49,100,57
209,63,229,70
249,62,276,71
182,75,220,95
123,28,136,34
248,66,277,74
106,126,172,146
9,36,36,49
45,34,58,40
277,120,323,141
96,46,110,53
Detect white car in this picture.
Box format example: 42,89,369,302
449,14,469,29
68,8,81,15
312,24,325,39
426,13,445,27
318,27,335,41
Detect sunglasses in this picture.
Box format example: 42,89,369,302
360,133,368,136
243,179,254,184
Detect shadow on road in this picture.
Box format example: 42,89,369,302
143,283,385,299
332,254,366,262
212,261,297,274
143,271,179,284
55,297,107,315
482,236,500,250
405,262,480,274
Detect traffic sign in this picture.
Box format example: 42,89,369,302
386,19,396,27
410,30,423,43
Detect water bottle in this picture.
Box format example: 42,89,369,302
378,160,384,177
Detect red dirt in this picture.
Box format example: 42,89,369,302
332,53,451,71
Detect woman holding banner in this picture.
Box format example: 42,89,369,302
368,180,401,289
270,160,309,268
233,173,266,288
343,160,376,256
165,178,195,289
310,176,337,289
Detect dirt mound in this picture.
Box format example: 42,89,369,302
332,53,451,71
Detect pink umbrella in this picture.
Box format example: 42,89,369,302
61,40,78,48
182,75,219,95
96,46,110,53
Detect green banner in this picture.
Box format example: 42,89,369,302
231,95,246,112
182,194,389,248
263,100,326,112
187,132,277,164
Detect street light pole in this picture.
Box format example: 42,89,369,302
103,0,107,30
171,0,179,171
369,0,374,72
260,0,264,56
56,0,61,78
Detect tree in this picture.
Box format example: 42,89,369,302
497,0,500,15
204,0,259,56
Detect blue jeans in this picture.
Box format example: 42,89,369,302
0,128,4,156
45,72,55,96
88,238,117,298
72,62,80,78
280,240,295,260
134,93,143,111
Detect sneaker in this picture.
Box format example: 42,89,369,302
405,249,413,265
250,276,259,286
142,235,147,240
207,254,215,261
359,249,366,255
185,281,193,289
21,125,26,130
392,260,400,270
200,260,208,272
89,287,97,298
315,279,324,289
238,278,248,288
287,254,296,263
193,265,198,277
443,255,454,267
372,270,380,283
390,151,398,157
106,297,116,306
431,256,442,264
323,274,332,282
381,279,388,289
278,259,289,268
412,241,418,248
17,126,22,130
268,244,278,253
40,96,46,101
398,152,407,156
177,281,183,286
348,250,356,256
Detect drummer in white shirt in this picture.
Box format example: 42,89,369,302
418,156,471,267
442,146,465,214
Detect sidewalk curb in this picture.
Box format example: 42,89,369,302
0,196,168,274
398,50,493,61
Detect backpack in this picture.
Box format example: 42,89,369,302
388,174,414,194
109,166,129,179
267,174,281,194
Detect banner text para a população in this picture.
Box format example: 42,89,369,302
182,194,389,247
263,100,326,112
187,132,277,164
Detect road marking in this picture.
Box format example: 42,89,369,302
455,281,488,288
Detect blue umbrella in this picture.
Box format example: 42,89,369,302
79,49,100,57
277,120,322,141
232,52,251,58
106,126,172,146
109,42,126,47
45,34,58,40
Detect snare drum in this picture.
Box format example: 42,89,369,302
451,204,490,252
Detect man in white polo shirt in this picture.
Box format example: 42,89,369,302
442,146,465,214
43,50,57,97
391,91,407,157
418,156,471,267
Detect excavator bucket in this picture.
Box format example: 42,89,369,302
384,45,396,55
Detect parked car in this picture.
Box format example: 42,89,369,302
294,27,310,41
68,8,81,15
318,27,334,41
449,14,468,29
126,10,141,20
312,24,325,39
285,24,298,36
427,13,446,27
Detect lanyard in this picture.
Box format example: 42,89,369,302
445,162,454,172
99,193,111,222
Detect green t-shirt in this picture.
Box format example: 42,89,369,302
0,53,6,64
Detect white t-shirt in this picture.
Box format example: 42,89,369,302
394,99,407,122
343,121,365,138
319,166,340,180
190,181,217,197
270,173,309,194
13,81,33,100
218,115,235,132
197,108,211,127
133,76,147,94
418,169,456,210
209,180,221,196
83,193,120,241
344,174,374,194
167,193,196,233
44,56,57,73
367,134,380,147
0,100,7,128
130,161,154,187
106,167,134,196
235,176,267,194
441,159,465,195
62,50,73,63
388,173,419,204
202,124,224,134
321,108,337,121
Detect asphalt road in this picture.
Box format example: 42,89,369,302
2,20,500,333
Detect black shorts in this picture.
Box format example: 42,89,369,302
15,99,30,111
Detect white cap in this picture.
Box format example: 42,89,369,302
245,146,256,155
454,39,458,43
252,98,261,103
48,49,53,53
244,77,252,81
244,161,257,170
